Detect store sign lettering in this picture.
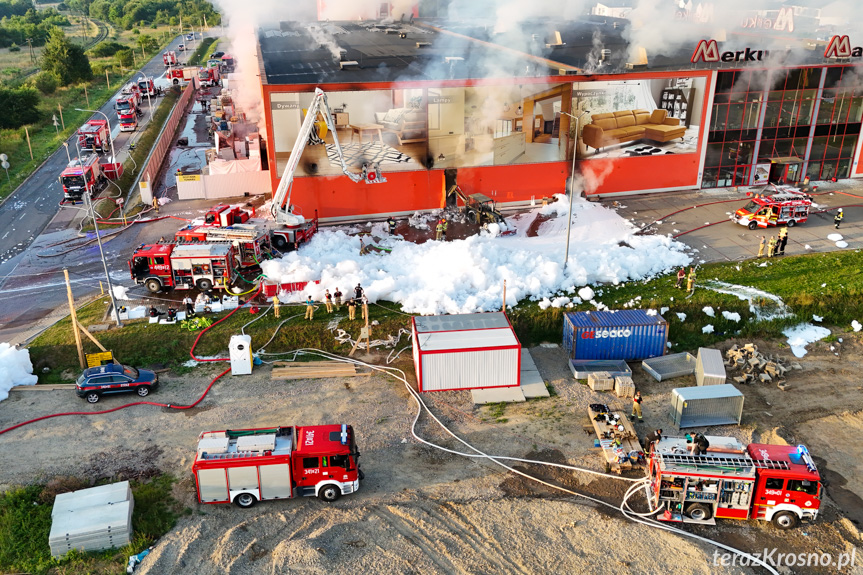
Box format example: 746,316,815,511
273,102,299,110
431,97,452,104
824,35,863,59
691,40,770,63
740,7,794,32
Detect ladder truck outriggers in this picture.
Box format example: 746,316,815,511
269,87,386,251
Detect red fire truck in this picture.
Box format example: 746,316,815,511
174,224,272,269
114,96,140,132
129,243,239,293
203,203,252,227
221,54,235,73
163,50,178,66
77,119,111,153
731,190,813,230
648,437,821,529
192,424,362,507
167,66,197,85
137,76,161,98
198,66,220,88
59,154,122,202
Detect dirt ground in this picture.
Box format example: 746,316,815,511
1,335,863,574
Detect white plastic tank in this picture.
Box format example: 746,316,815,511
229,334,253,376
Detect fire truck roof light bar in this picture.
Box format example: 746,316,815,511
341,423,348,445
797,444,817,472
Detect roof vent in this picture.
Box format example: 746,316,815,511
416,41,431,48
339,61,360,70
444,56,464,64
600,49,612,61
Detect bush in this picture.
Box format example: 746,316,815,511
8,43,20,52
0,86,40,129
132,28,139,34
116,48,133,68
33,71,59,94
91,61,113,77
87,40,125,57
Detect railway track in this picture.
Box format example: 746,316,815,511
83,18,109,50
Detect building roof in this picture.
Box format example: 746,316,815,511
416,326,519,351
671,383,743,401
565,309,667,328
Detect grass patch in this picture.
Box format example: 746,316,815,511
0,474,181,575
188,37,217,66
486,402,508,423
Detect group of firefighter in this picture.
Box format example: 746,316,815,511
272,284,369,322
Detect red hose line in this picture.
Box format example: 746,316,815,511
0,368,231,436
671,203,863,238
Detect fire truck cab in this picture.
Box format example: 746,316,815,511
204,204,251,227
192,424,362,507
129,243,238,293
115,96,140,132
648,437,821,529
59,154,116,202
198,66,220,88
167,67,197,85
163,50,178,67
732,191,812,230
137,76,161,98
77,120,111,153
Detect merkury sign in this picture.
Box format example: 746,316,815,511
824,35,863,59
691,40,770,63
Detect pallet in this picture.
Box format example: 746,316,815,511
271,361,368,380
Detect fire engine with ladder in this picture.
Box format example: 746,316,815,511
174,224,272,269
59,154,122,203
114,95,141,132
731,188,813,229
647,437,821,529
77,119,111,153
192,424,362,507
128,242,239,293
270,87,386,250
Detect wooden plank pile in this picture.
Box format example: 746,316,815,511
271,361,367,380
724,344,802,387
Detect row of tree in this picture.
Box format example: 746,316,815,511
68,0,220,31
0,3,70,48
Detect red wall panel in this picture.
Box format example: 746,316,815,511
581,153,702,196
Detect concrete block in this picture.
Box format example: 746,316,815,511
759,373,772,383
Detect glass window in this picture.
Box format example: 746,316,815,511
727,103,744,129
822,161,838,180
849,98,863,124
806,161,822,179
743,102,761,130
330,454,350,469
810,137,828,160
773,139,793,157
824,67,843,88
817,98,835,125
838,159,852,178
154,257,165,265
764,478,784,490
705,144,723,167
711,104,728,131
824,137,842,159
110,375,130,383
764,103,781,127
841,136,858,158
797,100,814,125
787,480,818,495
302,457,319,469
716,72,735,93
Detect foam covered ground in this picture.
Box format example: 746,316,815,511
261,195,691,315
0,343,39,402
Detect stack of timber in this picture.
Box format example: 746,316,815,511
271,361,368,380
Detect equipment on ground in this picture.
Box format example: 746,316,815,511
129,243,239,293
59,154,122,203
229,334,253,375
649,439,821,529
163,50,178,67
448,184,508,226
731,191,812,229
271,88,385,248
204,204,250,227
192,424,362,507
77,119,111,153
114,96,141,132
221,54,235,73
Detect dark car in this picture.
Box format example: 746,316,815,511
75,363,159,403
210,51,224,59
178,44,186,51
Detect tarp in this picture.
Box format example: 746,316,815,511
208,156,261,175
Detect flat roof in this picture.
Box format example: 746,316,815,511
416,327,518,351
672,383,742,401
414,312,511,333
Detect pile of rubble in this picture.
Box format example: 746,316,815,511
724,344,802,389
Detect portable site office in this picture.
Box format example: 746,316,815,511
412,312,521,392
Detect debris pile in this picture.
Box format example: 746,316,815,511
724,344,802,389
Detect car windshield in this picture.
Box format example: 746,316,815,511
743,200,760,212
63,175,85,188
117,101,130,111
123,365,139,378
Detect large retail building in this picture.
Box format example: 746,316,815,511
256,13,863,219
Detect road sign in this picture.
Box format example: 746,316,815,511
0,154,7,161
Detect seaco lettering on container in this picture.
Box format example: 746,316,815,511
563,310,668,361
581,328,633,339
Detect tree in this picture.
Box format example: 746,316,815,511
40,27,92,85
136,33,156,52
115,47,132,67
0,86,40,129
33,70,59,94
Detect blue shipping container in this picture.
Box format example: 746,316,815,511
562,310,668,361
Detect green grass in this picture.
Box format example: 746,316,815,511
188,37,217,66
0,474,182,575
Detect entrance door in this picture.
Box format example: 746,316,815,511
444,169,458,208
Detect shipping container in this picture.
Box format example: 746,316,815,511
563,310,668,361
670,384,744,428
412,312,521,392
695,347,726,386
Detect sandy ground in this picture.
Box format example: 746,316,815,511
1,337,863,574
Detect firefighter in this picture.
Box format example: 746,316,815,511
644,429,663,452
304,295,314,321
777,227,788,256
182,295,194,317
435,219,444,241
767,235,777,258
686,268,696,294
630,391,643,422
152,195,159,213
386,216,397,235
441,217,448,240
675,268,685,288
354,283,364,300
334,287,343,309
686,432,710,456
324,289,333,313
835,208,844,229
757,235,766,258
273,295,280,318
347,298,357,321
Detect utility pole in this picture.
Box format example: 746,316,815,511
58,104,65,130
26,38,34,65
64,269,86,369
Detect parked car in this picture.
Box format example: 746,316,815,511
186,33,194,40
210,51,225,59
75,363,159,403
178,44,186,51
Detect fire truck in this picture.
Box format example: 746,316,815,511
129,243,239,293
114,96,140,132
198,66,220,88
163,50,178,67
120,82,142,103
192,424,362,507
137,76,161,98
221,54,235,73
175,224,272,268
648,437,821,529
203,204,251,227
167,66,197,85
731,190,813,230
59,154,122,202
77,119,111,153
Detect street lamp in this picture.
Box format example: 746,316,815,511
62,141,71,163
560,109,590,269
75,108,117,164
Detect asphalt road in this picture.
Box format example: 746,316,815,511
0,33,208,344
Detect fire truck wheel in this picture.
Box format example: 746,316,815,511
197,278,213,291
85,392,100,404
748,221,758,230
233,493,257,508
136,386,150,397
685,503,712,521
318,484,341,502
772,511,798,530
787,220,796,227
145,279,162,293
273,235,289,250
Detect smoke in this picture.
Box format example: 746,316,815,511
583,29,605,73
